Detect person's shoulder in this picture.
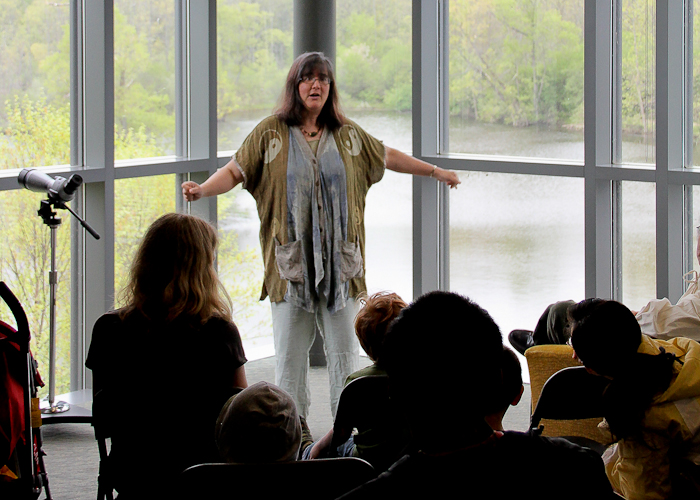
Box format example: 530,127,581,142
497,431,607,477
337,117,366,134
202,315,239,334
201,316,245,353
86,310,127,368
93,309,125,331
256,115,287,130
345,364,386,385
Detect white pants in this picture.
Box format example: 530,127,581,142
271,298,359,419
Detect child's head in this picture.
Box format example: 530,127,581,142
355,291,407,364
215,382,301,463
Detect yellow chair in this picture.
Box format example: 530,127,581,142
525,344,609,446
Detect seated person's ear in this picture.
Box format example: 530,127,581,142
511,385,524,407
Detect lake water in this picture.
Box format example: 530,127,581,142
218,110,660,380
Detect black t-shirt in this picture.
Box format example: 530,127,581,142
86,310,247,497
338,431,615,500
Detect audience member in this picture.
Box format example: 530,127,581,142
508,299,575,354
569,299,700,499
338,291,615,500
86,213,247,499
215,381,301,463
302,292,411,471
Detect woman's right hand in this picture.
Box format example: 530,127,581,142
182,181,203,202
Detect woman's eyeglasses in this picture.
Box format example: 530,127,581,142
300,75,332,85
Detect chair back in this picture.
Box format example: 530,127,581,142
330,375,411,471
179,457,376,499
331,375,391,447
526,345,608,446
529,365,609,454
530,366,608,427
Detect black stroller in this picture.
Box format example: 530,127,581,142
0,281,51,499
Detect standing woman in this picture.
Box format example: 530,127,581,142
569,299,700,500
182,52,459,420
86,213,247,499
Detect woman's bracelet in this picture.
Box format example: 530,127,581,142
429,165,438,178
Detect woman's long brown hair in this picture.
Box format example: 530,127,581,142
119,213,233,324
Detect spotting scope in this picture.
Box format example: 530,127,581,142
18,168,83,203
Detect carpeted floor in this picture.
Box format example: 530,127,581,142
37,356,531,500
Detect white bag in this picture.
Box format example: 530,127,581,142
636,271,700,341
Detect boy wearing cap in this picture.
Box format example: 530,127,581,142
215,381,302,463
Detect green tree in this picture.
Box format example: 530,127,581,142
0,98,72,396
0,95,70,169
0,0,69,127
113,4,175,154
336,1,412,110
217,1,291,118
620,0,655,142
449,0,583,128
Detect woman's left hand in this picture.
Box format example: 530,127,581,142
433,167,461,189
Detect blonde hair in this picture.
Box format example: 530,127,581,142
119,213,232,323
355,291,407,363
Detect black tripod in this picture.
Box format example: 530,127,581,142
36,194,100,414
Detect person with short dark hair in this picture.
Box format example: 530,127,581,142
569,299,700,499
86,213,248,499
182,52,461,422
338,291,615,500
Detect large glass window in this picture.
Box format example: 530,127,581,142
217,186,272,359
2,0,698,402
337,0,412,151
114,175,176,298
364,170,412,302
0,1,72,397
447,0,584,161
449,171,584,341
217,0,293,152
0,1,70,171
338,0,413,301
693,0,700,166
692,186,700,275
216,0,293,357
621,181,656,310
617,0,656,165
0,190,72,397
113,0,176,160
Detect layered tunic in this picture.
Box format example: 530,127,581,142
233,116,386,313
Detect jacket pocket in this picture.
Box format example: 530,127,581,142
340,238,364,282
275,239,304,283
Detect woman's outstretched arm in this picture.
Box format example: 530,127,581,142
385,147,461,188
